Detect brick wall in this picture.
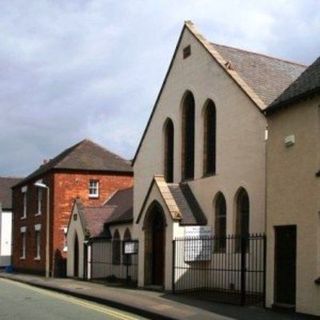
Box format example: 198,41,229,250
12,170,133,276
12,174,53,275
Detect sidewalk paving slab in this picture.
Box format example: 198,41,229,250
0,272,318,320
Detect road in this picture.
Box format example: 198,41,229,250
0,278,147,320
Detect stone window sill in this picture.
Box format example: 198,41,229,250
20,216,27,220
34,257,41,261
20,256,26,260
35,213,41,217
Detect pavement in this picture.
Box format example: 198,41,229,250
0,272,318,320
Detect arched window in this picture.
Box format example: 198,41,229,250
112,229,121,265
181,91,195,180
235,188,250,252
214,192,226,252
203,100,216,175
164,119,174,183
123,228,132,266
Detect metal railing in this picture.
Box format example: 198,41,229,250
172,234,266,306
88,239,138,286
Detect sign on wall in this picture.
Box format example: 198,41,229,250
124,241,138,255
184,226,212,262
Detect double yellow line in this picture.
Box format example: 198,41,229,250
0,278,141,320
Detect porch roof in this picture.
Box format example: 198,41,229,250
136,175,207,226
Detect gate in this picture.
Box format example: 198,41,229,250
172,234,266,306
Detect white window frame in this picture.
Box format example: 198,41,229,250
34,224,41,260
21,186,27,219
88,180,99,198
35,187,42,216
20,226,27,259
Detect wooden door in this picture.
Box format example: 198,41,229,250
152,215,165,286
74,234,79,278
274,225,296,306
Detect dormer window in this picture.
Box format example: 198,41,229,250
89,180,99,198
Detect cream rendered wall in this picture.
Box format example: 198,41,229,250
108,224,136,280
109,224,133,241
266,98,320,316
133,27,267,241
67,205,85,278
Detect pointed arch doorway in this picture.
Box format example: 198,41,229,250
74,233,79,277
144,201,166,287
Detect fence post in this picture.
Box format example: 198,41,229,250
172,239,176,293
263,234,267,308
240,235,247,305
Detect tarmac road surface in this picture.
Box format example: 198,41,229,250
0,278,147,320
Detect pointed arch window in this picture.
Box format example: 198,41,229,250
214,192,226,252
203,100,216,175
181,91,195,180
164,119,174,183
112,229,121,265
235,188,250,252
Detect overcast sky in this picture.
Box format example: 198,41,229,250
1,0,319,176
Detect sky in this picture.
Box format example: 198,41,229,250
1,0,319,176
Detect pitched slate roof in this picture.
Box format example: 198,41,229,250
266,56,320,113
76,200,115,238
132,21,305,164
15,139,132,188
0,177,23,209
136,176,207,226
105,187,133,226
168,183,207,225
213,43,306,106
75,187,133,239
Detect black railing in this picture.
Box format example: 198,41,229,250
172,234,266,306
88,239,138,286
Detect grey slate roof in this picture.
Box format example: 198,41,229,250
132,22,306,165
76,200,114,238
213,43,306,106
266,56,320,112
105,187,133,226
15,139,132,188
0,177,23,209
76,187,133,239
168,183,207,225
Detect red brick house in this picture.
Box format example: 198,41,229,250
12,139,133,276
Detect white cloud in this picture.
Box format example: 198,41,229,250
0,0,319,175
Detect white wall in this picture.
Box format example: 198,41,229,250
133,26,267,289
66,205,85,278
266,98,320,316
134,27,267,239
0,210,12,266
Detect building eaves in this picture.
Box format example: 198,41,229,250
266,56,320,114
13,139,132,188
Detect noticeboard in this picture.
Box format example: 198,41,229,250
124,241,138,255
184,226,212,262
